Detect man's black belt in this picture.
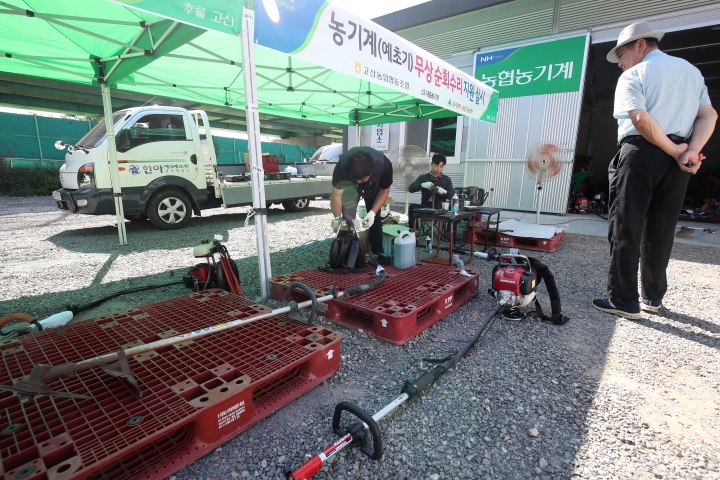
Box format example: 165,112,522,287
619,134,689,146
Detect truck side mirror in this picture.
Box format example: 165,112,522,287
116,129,132,152
54,140,67,151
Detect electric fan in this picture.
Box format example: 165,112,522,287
386,145,432,216
525,142,572,224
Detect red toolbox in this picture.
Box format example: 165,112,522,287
262,154,279,173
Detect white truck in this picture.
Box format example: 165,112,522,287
52,106,332,229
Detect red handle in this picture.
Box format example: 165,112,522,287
287,456,323,480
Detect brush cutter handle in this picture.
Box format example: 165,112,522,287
332,401,383,460
401,365,445,399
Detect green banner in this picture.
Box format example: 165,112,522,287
112,0,242,36
474,36,586,98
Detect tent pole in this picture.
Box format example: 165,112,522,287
241,4,272,299
101,83,128,245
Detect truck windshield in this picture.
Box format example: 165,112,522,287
76,111,128,148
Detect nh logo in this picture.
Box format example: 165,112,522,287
479,55,493,62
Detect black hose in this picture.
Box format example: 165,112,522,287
342,267,387,297
402,302,504,399
66,280,183,315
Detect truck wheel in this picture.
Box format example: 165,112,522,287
282,198,309,212
147,189,192,230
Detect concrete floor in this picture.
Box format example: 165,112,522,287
498,210,720,248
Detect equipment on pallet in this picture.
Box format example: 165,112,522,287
0,265,387,402
387,145,432,215
287,251,568,479
525,142,573,224
0,291,343,480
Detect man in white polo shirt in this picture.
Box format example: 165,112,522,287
593,21,717,319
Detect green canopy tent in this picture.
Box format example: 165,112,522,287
0,0,498,297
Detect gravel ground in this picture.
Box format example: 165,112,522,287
1,196,719,480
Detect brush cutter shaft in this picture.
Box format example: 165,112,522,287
119,293,344,359
7,267,389,402
287,434,354,480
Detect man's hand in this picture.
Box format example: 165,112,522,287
421,182,434,190
361,210,376,229
331,217,342,230
436,187,447,196
678,149,705,174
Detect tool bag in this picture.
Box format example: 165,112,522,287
325,226,367,273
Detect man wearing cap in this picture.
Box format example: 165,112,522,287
593,21,717,319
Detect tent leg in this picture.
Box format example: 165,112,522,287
242,6,271,299
101,83,127,245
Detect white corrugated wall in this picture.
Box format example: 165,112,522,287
464,34,589,214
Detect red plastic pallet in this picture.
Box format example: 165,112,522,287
465,228,565,253
0,289,341,480
270,263,479,345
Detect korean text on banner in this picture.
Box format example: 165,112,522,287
255,0,498,123
111,0,242,35
474,36,587,98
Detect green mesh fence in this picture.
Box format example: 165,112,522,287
0,111,320,167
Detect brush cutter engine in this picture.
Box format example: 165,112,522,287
490,254,537,320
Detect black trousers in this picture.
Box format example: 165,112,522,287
606,138,689,305
341,185,383,254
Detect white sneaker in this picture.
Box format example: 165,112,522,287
641,300,662,313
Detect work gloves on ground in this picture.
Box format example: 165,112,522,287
421,181,434,190
436,187,447,196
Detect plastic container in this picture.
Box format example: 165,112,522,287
451,194,460,213
393,230,416,269
382,224,409,253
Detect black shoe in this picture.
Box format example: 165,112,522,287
592,298,641,320
641,298,662,313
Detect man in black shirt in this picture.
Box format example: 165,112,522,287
331,146,393,254
407,154,454,229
